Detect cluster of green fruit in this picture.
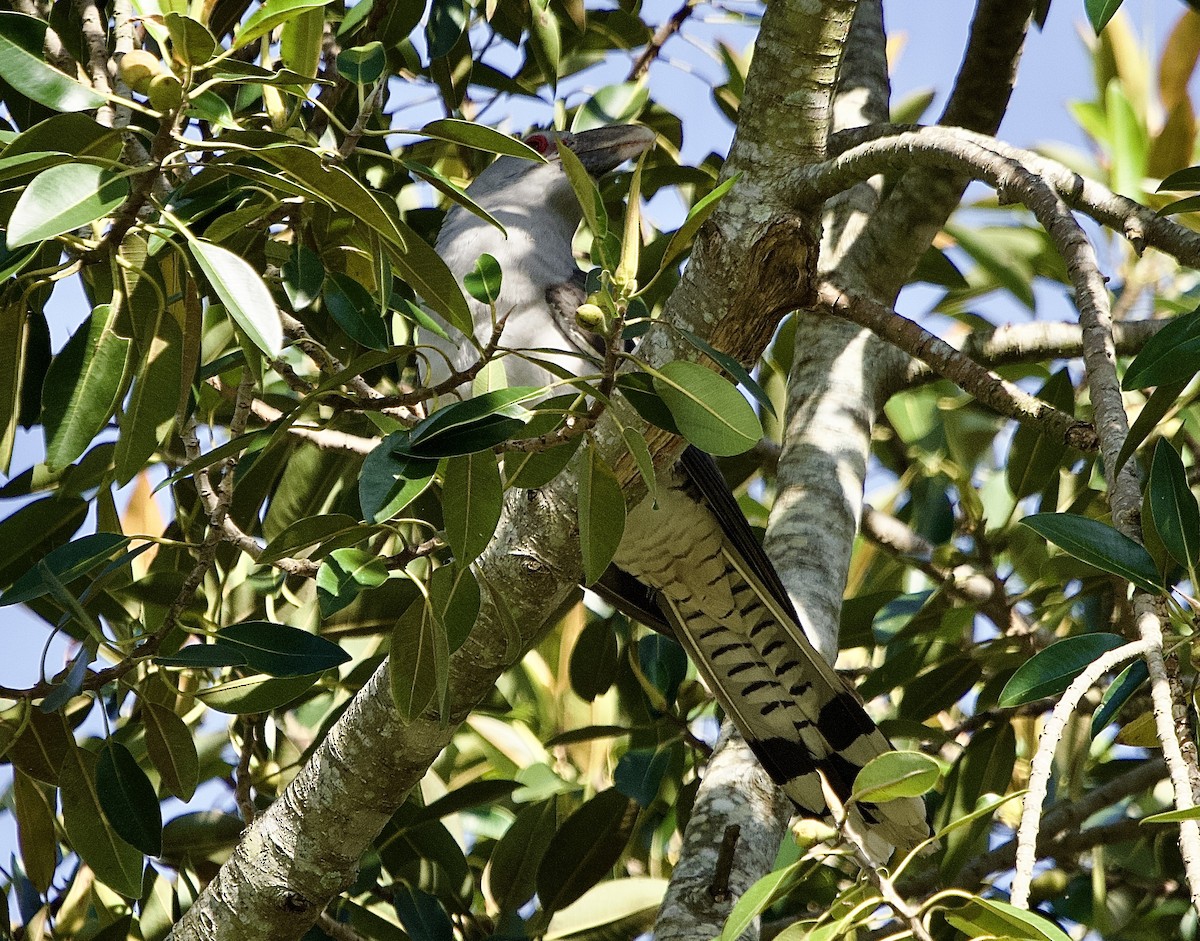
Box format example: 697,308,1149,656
119,50,185,111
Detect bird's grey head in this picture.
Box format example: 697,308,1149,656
438,124,657,244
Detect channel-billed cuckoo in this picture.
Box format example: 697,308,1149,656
424,125,929,858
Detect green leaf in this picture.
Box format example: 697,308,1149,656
12,769,56,893
1113,379,1189,477
6,706,72,785
1090,659,1148,738
442,451,504,563
1143,805,1200,824
96,741,163,856
676,326,776,419
189,239,284,357
282,243,324,310
614,748,671,807
336,41,386,84
323,272,388,350
1007,369,1075,498
317,548,389,617
8,163,129,248
1,532,128,606
1085,0,1124,34
393,886,454,941
233,0,331,49
464,252,502,305
113,314,184,485
164,12,217,65
1149,439,1200,573
717,860,806,941
1021,512,1162,592
649,174,738,289
489,795,562,913
42,306,132,471
389,595,448,720
359,433,437,523
59,744,144,898
573,83,649,131
429,562,480,652
406,388,538,457
143,701,200,802
218,621,351,677
850,751,941,803
504,394,584,489
1123,307,1200,389
536,788,636,916
0,12,107,111
569,615,620,701
998,633,1128,707
620,425,657,504
155,643,248,669
557,136,607,240
195,672,322,713
578,442,626,585
945,899,1071,941
418,118,547,162
652,361,762,456
544,878,666,941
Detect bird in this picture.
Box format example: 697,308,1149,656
422,124,930,860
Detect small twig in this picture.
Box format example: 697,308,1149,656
318,911,370,941
865,866,935,941
816,283,1098,451
234,717,259,824
339,80,386,159
627,0,701,80
1009,638,1151,907
708,824,741,903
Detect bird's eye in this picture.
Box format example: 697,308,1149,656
525,133,551,154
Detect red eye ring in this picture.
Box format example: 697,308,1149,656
525,133,551,154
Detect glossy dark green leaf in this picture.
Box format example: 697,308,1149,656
405,388,537,457
393,885,454,941
219,621,351,677
1090,659,1148,738
850,751,941,803
359,433,438,523
59,744,144,898
164,12,217,64
998,633,1127,707
336,41,386,84
463,252,502,305
1149,439,1200,573
504,393,584,489
569,616,619,702
424,0,466,58
8,163,129,248
159,811,244,865
1122,307,1200,389
578,442,626,585
1021,512,1162,592
1085,0,1124,33
97,741,162,856
114,314,184,485
0,532,128,606
717,860,806,941
324,272,388,350
616,372,680,435
317,548,389,617
676,327,775,418
7,707,72,785
282,243,324,311
143,701,200,801
536,789,636,916
557,136,607,239
653,361,762,456
1007,369,1075,498
42,306,132,471
614,748,671,807
390,596,448,720
442,451,504,564
0,12,107,111
637,634,687,709
155,642,247,670
429,562,479,652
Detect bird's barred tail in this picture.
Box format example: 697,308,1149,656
611,463,930,860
